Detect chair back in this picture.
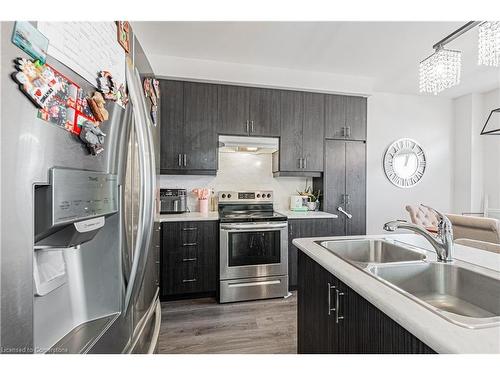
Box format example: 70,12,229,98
446,214,500,244
405,205,439,227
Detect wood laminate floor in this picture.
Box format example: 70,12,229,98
158,292,297,354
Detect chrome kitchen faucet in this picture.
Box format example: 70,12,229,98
383,205,454,262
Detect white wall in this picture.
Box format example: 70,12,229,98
451,88,500,215
451,93,485,214
366,93,453,234
481,89,500,211
452,94,474,214
149,54,374,96
160,152,309,212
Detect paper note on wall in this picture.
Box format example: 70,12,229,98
37,22,126,89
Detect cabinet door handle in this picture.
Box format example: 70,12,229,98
182,278,197,283
346,126,351,138
183,154,187,167
337,206,353,219
303,157,307,169
182,227,198,231
341,126,346,138
178,154,182,167
335,288,345,323
182,257,197,262
246,120,249,133
182,242,198,246
250,120,254,133
327,282,336,316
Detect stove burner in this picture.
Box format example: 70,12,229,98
217,190,286,223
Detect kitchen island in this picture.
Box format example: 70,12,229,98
293,233,500,354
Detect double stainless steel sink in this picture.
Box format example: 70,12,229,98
317,239,500,329
318,239,426,266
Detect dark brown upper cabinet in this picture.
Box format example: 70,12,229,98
160,80,184,171
217,85,280,137
273,90,324,177
325,95,367,141
160,80,218,175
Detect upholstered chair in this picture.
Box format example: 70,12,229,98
454,238,500,254
405,205,439,228
445,214,500,244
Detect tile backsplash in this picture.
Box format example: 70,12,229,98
159,152,310,212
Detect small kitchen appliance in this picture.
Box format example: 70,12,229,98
218,191,288,303
160,188,187,214
290,195,305,211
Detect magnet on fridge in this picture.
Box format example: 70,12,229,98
87,92,109,123
79,121,106,155
117,83,128,107
97,71,118,100
12,57,61,108
11,21,49,65
152,79,160,99
117,21,131,53
143,77,151,97
150,105,157,126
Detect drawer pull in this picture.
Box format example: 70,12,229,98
228,280,280,288
182,257,197,262
182,278,197,283
335,288,345,324
182,242,198,246
328,282,336,316
182,227,198,231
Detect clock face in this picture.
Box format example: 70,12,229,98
383,138,426,188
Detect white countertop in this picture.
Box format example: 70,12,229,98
158,212,219,222
277,210,338,219
293,233,500,354
158,210,337,222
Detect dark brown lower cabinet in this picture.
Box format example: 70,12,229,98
288,218,338,290
161,220,218,299
298,251,436,354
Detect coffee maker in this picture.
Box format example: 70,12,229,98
160,189,187,214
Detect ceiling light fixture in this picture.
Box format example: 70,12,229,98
478,21,500,67
419,47,462,95
480,108,500,135
419,21,481,95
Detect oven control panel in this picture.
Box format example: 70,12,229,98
218,191,273,202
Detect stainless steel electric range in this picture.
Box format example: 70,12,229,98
218,191,289,303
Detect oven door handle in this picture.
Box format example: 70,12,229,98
220,222,288,231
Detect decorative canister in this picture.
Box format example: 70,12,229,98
199,198,209,215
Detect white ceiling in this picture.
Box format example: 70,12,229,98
133,22,500,97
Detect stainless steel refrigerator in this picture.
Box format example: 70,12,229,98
0,21,161,354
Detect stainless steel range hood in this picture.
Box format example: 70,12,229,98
218,135,279,154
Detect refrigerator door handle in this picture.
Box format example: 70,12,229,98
123,63,156,314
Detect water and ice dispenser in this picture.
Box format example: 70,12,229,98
34,168,119,296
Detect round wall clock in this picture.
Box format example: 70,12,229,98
383,138,426,188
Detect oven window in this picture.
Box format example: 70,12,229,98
228,230,281,267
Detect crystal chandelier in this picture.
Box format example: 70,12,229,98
478,21,500,67
419,47,462,95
